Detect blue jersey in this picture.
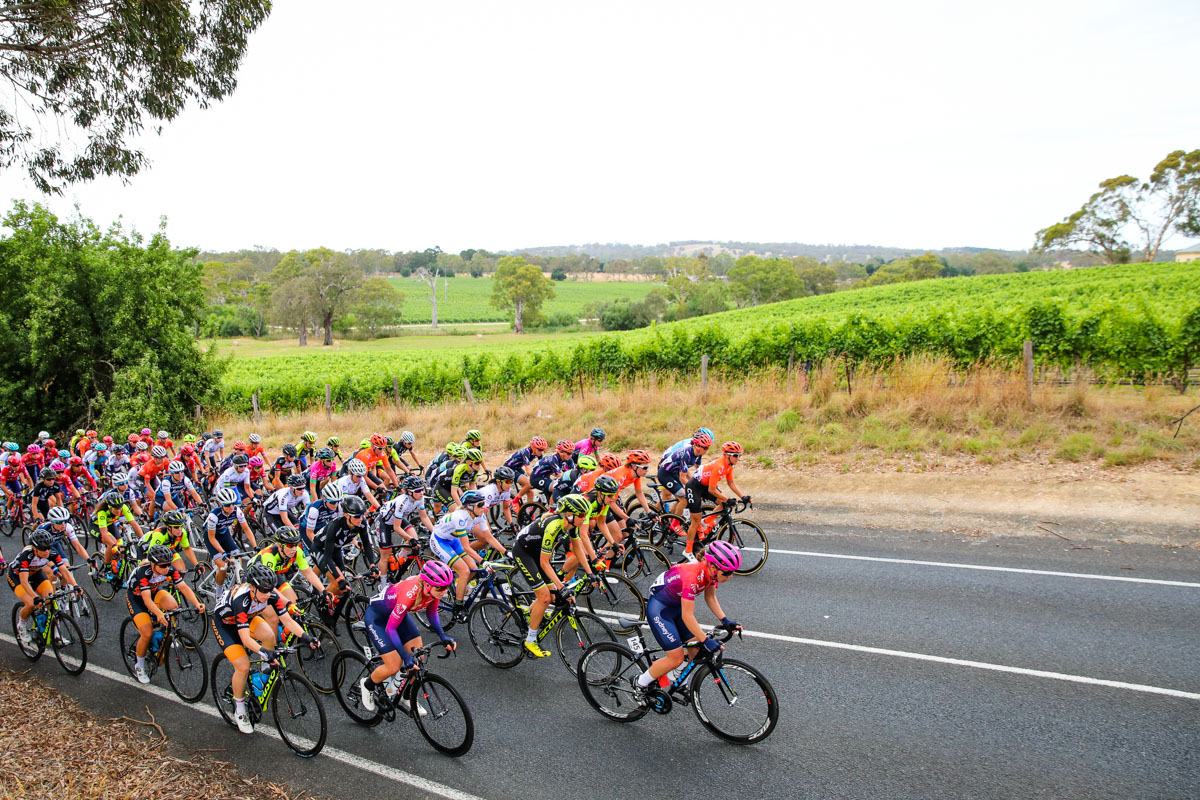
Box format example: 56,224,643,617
659,444,701,475
530,453,571,480
504,447,537,471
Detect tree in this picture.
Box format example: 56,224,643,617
1036,149,1200,263
269,248,363,345
353,278,403,338
794,259,837,295
491,255,555,333
0,202,224,438
728,255,801,307
863,253,943,287
0,1,270,194
412,266,443,328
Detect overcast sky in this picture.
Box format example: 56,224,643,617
1,0,1197,254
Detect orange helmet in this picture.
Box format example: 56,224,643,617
370,433,387,448
555,439,574,455
233,440,247,452
722,441,743,455
599,453,621,471
530,436,547,451
625,449,650,465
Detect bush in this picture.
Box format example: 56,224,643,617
551,269,567,281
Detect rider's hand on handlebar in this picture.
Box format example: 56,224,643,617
702,636,722,653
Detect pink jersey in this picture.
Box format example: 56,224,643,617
650,562,714,604
308,460,338,482
368,576,439,637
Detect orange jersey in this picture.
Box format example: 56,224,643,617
155,437,174,452
604,465,642,492
354,447,389,471
699,457,734,490
575,467,606,493
247,444,265,460
139,457,169,481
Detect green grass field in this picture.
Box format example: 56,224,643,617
207,329,594,360
385,276,660,323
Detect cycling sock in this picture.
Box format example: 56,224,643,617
637,671,655,688
525,627,538,643
234,698,246,714
362,676,378,691
135,656,145,669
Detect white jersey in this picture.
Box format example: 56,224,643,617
478,482,512,510
432,508,483,541
336,475,367,498
264,486,310,515
378,493,424,525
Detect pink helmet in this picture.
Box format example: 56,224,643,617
27,444,42,454
248,455,264,467
704,540,742,572
420,561,454,588
141,428,151,436
49,459,66,471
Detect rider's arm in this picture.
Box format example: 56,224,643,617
703,583,728,623
679,597,709,644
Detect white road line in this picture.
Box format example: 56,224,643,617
752,549,1200,588
595,615,1200,701
0,634,485,800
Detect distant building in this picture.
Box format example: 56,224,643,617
1176,242,1200,263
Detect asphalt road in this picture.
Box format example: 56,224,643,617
2,519,1197,800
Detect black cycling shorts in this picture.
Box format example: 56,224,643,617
511,541,550,591
684,477,715,515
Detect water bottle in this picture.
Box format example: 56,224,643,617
384,674,403,699
150,630,164,653
34,609,47,633
250,670,266,696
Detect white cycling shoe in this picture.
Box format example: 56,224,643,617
359,677,377,712
234,711,254,734
133,664,151,685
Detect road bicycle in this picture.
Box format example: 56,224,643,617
0,491,32,537
10,586,88,675
87,528,141,600
331,640,474,757
652,498,768,575
211,644,327,758
577,619,778,744
118,606,208,702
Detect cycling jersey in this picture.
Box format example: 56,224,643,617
139,526,191,553
698,456,734,490
449,462,478,489
312,517,374,572
205,506,246,538
303,500,341,537
530,454,571,481
336,475,369,498
30,480,63,503
94,502,135,530
573,467,605,494
353,447,388,472
139,457,169,483
503,447,538,471
216,465,253,494
378,494,424,526
263,486,310,516
364,576,445,659
127,561,184,597
66,467,96,491
477,482,513,509
250,543,310,580
7,544,64,579
659,445,702,476
604,465,642,492
514,514,578,555
572,438,600,458
650,562,713,604
270,456,301,478
156,474,196,503
216,583,291,630
308,460,338,484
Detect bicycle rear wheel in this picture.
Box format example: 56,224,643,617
341,594,371,650
272,670,327,758
174,604,209,647
67,589,99,644
50,615,86,674
714,519,768,575
466,598,526,668
689,657,779,744
165,631,208,702
294,621,340,694
582,572,645,634
330,649,382,726
556,609,616,677
516,501,545,527
410,673,474,756
620,544,670,598
576,642,648,722
652,514,687,550
117,617,144,680
12,603,44,659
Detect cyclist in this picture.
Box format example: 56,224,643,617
1,448,31,506
249,526,329,605
603,450,654,520
571,427,606,465
216,453,259,505
472,465,519,536
682,441,749,563
509,493,599,658
424,441,459,483
445,447,483,507
212,563,314,734
202,429,225,472
551,454,597,503
269,444,303,490
81,441,108,481
157,460,203,513
127,544,206,684
527,440,574,504
353,433,398,492
337,458,380,511
262,474,311,532
504,436,547,503
36,506,89,565
325,435,344,463
8,529,80,647
206,488,258,586
138,509,202,573
429,490,492,617
373,475,434,577
296,430,319,470
302,483,344,555
633,540,742,701
657,431,712,515
311,494,375,598
94,488,144,576
154,430,176,458
29,465,66,523
358,560,456,715
245,433,265,461
392,430,420,476
247,455,267,492
307,447,339,496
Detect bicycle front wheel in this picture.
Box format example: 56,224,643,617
272,670,327,758
330,649,382,726
410,674,474,757
117,617,144,680
583,572,645,634
466,598,526,668
90,559,118,600
50,615,87,675
68,589,100,644
295,621,340,694
556,609,616,677
689,657,779,744
165,631,208,702
715,519,768,575
576,642,648,723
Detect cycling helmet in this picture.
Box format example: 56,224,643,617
132,453,150,465
151,445,167,458
590,427,606,440
327,435,341,447
368,433,386,448
420,560,454,588
76,429,85,436
135,441,148,451
31,529,55,550
27,444,42,454
233,440,247,452
68,456,83,466
464,429,482,443
167,460,185,474
402,475,425,492
282,443,297,458
93,443,108,453
111,474,128,487
386,436,395,448
287,474,307,489
126,433,138,443
464,447,483,464
722,441,744,455
600,453,621,471
692,432,713,448
180,444,195,456
274,526,302,545
359,438,370,449
103,490,123,506
493,465,517,483
157,430,169,439
140,428,151,436
146,544,175,566
47,506,70,523
213,429,224,438
321,483,344,503
3,442,16,451
444,440,457,454
45,439,56,449
163,509,187,527
246,564,278,591
704,540,742,572
577,455,598,472
182,434,195,443
55,449,68,460
231,453,249,467
625,449,651,465
459,490,484,508
695,427,714,440
400,431,415,445
102,435,114,444
529,436,547,450
301,431,317,443
555,439,573,455
315,447,334,460
248,433,261,444
248,456,264,467
594,475,620,496
86,429,98,437
557,494,590,517
49,459,66,471
342,495,367,517
38,430,49,439
215,488,239,506
347,458,367,476
448,443,467,460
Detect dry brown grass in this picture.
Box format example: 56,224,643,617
209,357,1200,475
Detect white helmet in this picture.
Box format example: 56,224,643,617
111,474,129,487
322,483,344,503
168,460,186,474
248,433,261,443
347,458,367,476
400,431,415,445
151,445,167,458
38,431,49,439
48,506,70,523
215,488,239,506
157,430,169,439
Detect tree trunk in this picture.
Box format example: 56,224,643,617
298,322,307,346
514,300,524,334
323,311,334,345
430,289,438,328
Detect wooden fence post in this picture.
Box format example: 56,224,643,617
1023,340,1034,402
700,355,709,390
786,345,795,390
393,376,400,406
195,404,202,423
463,379,477,411
578,371,585,400
325,384,332,421
251,391,261,425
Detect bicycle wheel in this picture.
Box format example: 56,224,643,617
272,670,327,758
165,631,208,702
583,572,645,634
342,595,371,650
117,617,144,680
330,649,382,726
50,615,87,674
715,519,768,575
689,657,779,744
0,515,12,537
652,514,687,549
410,673,474,757
90,558,118,600
516,501,545,528
576,642,648,723
295,621,340,694
67,588,100,644
620,544,671,598
555,609,616,677
466,598,526,668
174,604,209,647
11,603,45,659
210,653,241,728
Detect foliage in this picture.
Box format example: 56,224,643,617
490,255,555,334
0,202,223,439
269,248,363,346
352,278,404,338
728,255,801,307
0,1,270,193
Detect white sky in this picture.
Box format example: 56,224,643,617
1,0,1197,254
